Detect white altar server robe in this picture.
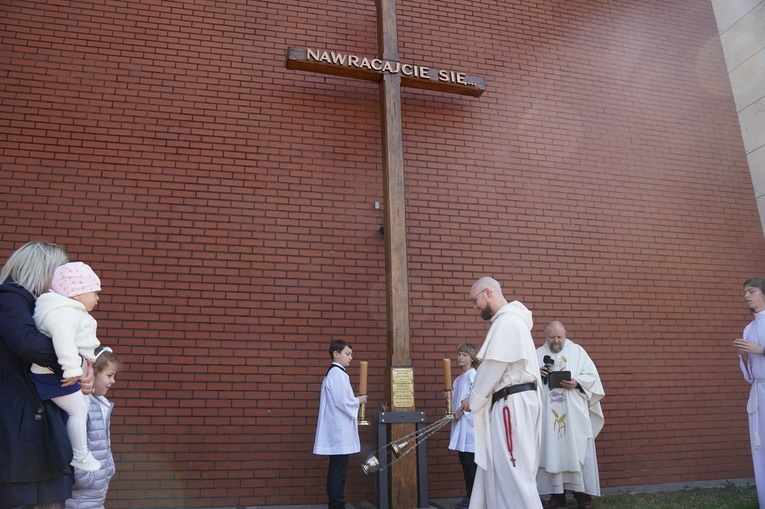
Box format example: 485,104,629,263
449,367,476,453
314,363,361,456
740,310,765,508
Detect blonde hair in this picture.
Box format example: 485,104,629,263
457,343,480,368
0,241,69,297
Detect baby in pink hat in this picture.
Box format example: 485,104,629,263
31,261,102,473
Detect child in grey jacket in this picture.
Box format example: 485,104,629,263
66,346,123,509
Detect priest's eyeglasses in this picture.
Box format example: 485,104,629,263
469,288,487,303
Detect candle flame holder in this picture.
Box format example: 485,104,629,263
444,388,453,418
359,402,370,426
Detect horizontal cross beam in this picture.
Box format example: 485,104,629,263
286,47,485,98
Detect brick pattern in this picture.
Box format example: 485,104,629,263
0,0,761,506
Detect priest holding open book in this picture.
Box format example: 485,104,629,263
536,321,605,509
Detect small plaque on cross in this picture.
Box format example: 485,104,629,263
391,367,415,408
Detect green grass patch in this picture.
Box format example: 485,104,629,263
596,482,757,509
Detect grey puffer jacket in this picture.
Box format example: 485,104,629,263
65,395,115,509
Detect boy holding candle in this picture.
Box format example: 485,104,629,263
314,340,368,509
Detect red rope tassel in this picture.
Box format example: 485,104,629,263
502,405,517,467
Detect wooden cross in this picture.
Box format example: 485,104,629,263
287,1,484,507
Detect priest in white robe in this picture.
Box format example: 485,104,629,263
536,321,605,509
463,277,543,509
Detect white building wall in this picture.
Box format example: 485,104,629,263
711,0,765,238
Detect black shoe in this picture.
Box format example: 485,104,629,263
543,493,567,509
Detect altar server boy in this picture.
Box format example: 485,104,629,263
314,340,368,509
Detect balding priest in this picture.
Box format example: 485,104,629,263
462,277,543,509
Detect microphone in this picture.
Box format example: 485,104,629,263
542,355,554,385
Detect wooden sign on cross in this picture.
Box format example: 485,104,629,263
286,0,484,507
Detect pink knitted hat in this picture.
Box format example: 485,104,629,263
50,262,101,297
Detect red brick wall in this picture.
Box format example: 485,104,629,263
0,0,761,507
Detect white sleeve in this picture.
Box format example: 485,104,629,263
42,309,84,378
468,359,506,414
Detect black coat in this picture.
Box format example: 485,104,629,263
0,281,73,487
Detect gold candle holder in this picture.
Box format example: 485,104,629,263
359,402,370,426
444,388,453,418
358,361,368,425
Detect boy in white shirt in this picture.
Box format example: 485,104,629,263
313,340,368,509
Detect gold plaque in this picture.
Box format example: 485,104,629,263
391,367,415,409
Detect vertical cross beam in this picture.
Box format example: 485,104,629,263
377,0,410,368
376,1,417,507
